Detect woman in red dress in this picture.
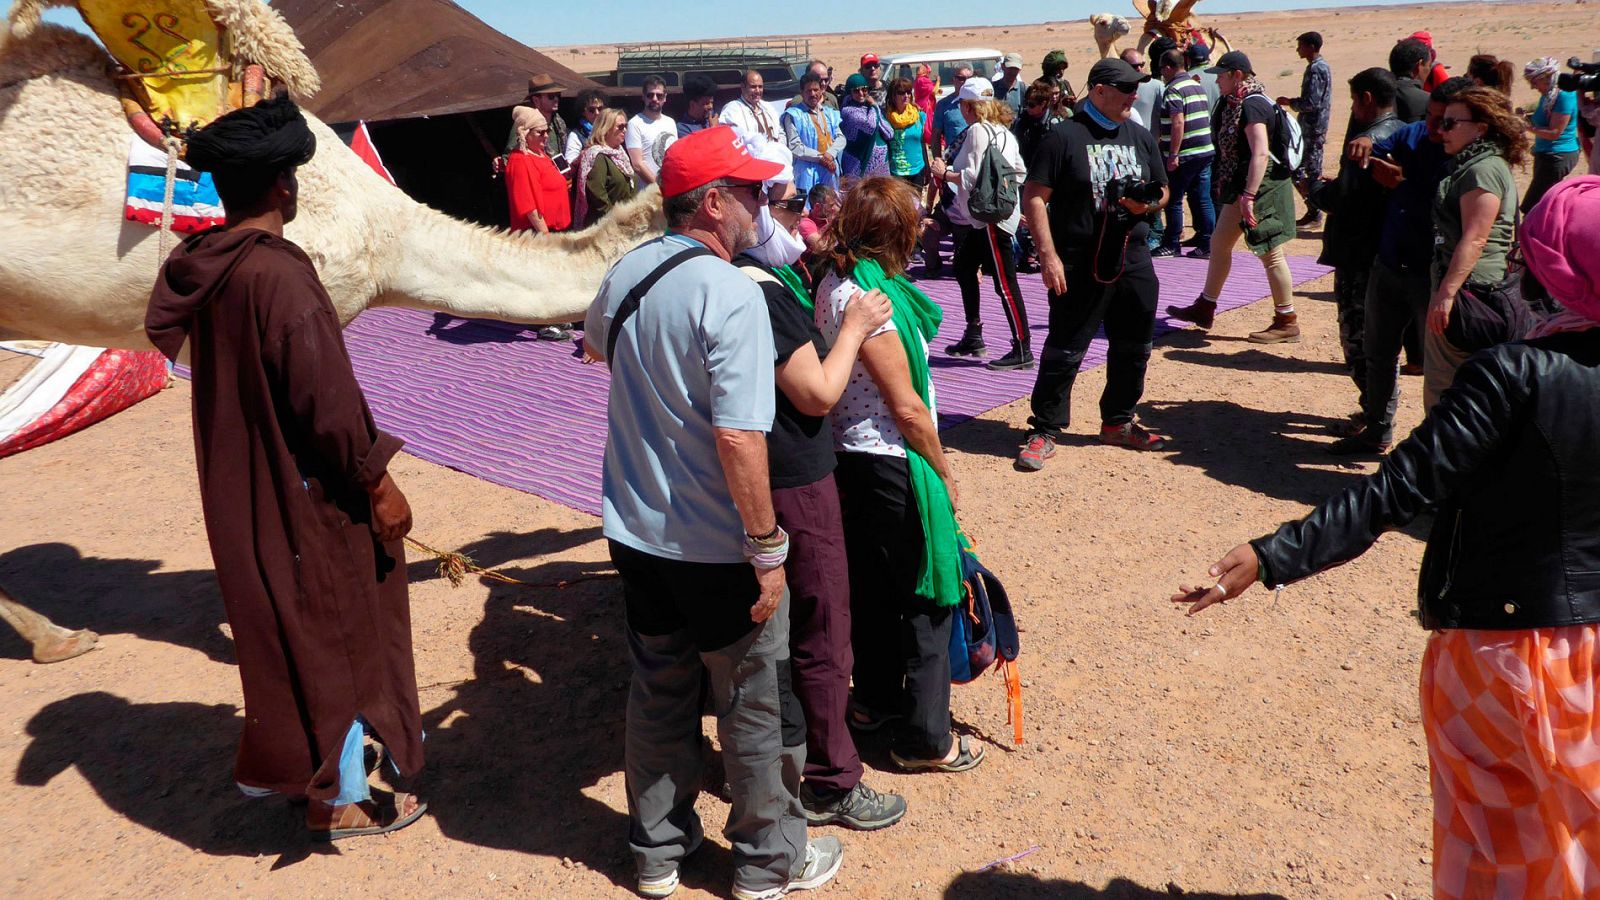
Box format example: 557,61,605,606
504,106,572,233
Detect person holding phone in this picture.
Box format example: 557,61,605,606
504,106,572,234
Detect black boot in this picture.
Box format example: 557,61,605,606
944,322,986,357
987,340,1034,371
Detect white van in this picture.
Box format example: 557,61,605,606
879,48,1005,99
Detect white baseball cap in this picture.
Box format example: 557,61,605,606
957,76,995,103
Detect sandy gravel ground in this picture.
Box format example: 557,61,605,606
2,3,1592,897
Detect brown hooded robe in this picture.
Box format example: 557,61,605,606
146,228,422,800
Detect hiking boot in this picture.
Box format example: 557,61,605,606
987,341,1034,371
1247,313,1302,344
800,781,907,831
1326,426,1392,457
1168,296,1217,329
732,837,845,900
1296,210,1323,227
944,323,987,357
1100,419,1167,451
1015,433,1057,471
1401,362,1424,376
1151,245,1180,258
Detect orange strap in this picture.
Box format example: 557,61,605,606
1001,659,1023,745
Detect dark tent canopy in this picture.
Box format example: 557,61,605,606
274,0,618,226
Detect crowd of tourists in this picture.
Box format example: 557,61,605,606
132,20,1600,900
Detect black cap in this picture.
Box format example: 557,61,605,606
1207,50,1255,76
1086,58,1151,88
1184,41,1211,65
1297,31,1323,50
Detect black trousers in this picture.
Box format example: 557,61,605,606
1027,258,1159,436
952,223,1030,346
833,452,953,761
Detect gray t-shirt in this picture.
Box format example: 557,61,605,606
1132,79,1164,135
586,235,776,563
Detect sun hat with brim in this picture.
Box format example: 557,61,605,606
659,125,784,198
525,73,561,96
1087,58,1150,87
957,76,996,103
1206,50,1255,76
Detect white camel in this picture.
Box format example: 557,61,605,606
0,4,664,661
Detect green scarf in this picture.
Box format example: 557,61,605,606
848,258,963,607
774,264,813,312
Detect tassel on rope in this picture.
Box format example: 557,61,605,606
403,536,617,590
1002,659,1024,746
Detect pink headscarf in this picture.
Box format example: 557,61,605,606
1524,176,1600,336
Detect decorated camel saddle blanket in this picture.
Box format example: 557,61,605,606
124,136,223,232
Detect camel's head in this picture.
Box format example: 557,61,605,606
1090,14,1131,59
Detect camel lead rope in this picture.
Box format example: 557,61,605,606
157,135,183,265
402,536,616,591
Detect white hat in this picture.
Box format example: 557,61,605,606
747,136,794,188
1003,52,1024,69
957,77,995,103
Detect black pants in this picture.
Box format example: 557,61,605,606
1522,150,1579,214
833,452,952,761
1027,258,1159,436
952,223,1030,347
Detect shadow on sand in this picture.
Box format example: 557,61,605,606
945,871,1287,899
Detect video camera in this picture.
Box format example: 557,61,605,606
1558,55,1600,93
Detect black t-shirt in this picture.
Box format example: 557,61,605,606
1223,95,1285,197
733,257,836,489
1025,112,1167,266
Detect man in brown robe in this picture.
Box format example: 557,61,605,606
145,96,426,840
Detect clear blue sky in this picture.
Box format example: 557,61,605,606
41,1,1491,48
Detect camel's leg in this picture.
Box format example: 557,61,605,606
0,585,98,664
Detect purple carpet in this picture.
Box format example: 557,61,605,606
343,252,1330,516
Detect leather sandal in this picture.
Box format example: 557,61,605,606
307,788,428,841
891,734,986,773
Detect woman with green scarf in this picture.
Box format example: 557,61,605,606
812,176,984,774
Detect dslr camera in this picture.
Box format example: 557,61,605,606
1105,175,1163,208
1558,56,1600,94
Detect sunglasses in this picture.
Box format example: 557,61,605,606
644,92,666,100
770,195,807,214
586,104,605,112
1439,116,1476,132
953,74,969,81
1104,81,1140,94
718,181,765,204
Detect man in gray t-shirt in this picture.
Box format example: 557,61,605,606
584,125,843,899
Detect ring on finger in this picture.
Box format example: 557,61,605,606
1212,583,1228,599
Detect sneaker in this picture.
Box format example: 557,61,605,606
1015,433,1056,471
1099,419,1167,451
800,781,907,831
1185,246,1211,260
537,324,574,342
1326,427,1392,456
943,324,987,358
637,831,704,898
732,837,845,900
1151,245,1180,258
987,342,1034,371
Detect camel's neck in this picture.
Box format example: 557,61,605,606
371,189,663,326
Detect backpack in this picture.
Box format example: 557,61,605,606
966,124,1022,224
948,536,1024,745
1245,94,1304,172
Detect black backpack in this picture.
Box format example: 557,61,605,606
966,124,1023,224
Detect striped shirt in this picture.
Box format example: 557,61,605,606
1160,72,1213,159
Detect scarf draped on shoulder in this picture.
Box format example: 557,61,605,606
575,144,634,224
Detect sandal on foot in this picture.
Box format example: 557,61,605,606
891,734,986,773
846,698,902,733
307,789,428,841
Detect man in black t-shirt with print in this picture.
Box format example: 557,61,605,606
1016,58,1170,472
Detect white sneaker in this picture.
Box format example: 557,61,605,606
731,836,844,900
637,869,680,898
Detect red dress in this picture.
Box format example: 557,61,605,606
505,150,572,232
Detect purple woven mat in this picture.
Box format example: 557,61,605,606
343,252,1329,516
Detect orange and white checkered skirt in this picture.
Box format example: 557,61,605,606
1421,625,1600,899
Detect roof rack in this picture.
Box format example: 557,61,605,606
615,37,811,68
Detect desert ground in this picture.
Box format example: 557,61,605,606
2,2,1593,898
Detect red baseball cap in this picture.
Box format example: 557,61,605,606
860,53,880,66
1407,30,1434,48
658,126,784,198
